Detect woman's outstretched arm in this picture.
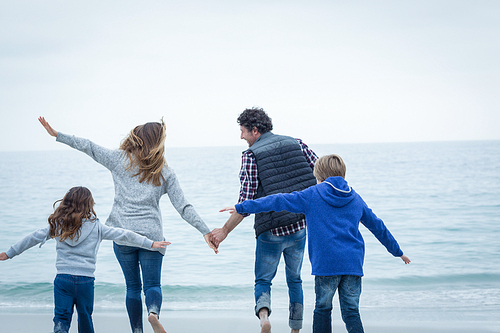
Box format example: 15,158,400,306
38,117,120,171
38,117,58,137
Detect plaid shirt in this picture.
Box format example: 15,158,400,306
238,138,318,236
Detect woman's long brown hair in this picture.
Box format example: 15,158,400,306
48,187,97,242
119,119,167,186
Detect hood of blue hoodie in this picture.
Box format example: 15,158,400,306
60,219,97,247
317,176,356,208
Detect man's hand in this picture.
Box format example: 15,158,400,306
0,252,9,261
211,228,228,248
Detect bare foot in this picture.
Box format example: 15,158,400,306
260,319,271,333
148,313,166,333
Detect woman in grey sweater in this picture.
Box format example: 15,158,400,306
39,117,217,333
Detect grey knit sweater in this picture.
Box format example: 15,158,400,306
56,133,210,255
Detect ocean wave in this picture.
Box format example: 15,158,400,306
365,272,500,287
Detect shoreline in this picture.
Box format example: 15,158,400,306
2,307,499,333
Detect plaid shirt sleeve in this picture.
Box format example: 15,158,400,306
237,151,258,217
296,138,318,168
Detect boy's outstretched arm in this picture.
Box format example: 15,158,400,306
219,206,236,214
0,252,9,261
401,255,411,264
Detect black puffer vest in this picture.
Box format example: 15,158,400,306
247,132,316,237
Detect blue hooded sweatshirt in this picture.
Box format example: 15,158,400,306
235,176,404,276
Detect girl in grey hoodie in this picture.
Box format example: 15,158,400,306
0,187,170,333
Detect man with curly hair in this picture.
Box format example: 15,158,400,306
212,107,317,333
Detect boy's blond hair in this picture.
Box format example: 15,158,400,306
313,154,346,182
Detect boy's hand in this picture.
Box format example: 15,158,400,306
151,241,171,249
219,206,237,214
0,252,9,261
401,255,411,264
38,117,58,137
204,233,219,254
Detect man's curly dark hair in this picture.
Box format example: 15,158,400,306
237,108,273,134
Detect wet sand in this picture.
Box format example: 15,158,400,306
1,306,499,333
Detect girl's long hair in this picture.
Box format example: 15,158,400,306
119,119,167,186
48,187,97,242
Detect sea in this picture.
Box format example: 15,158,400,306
0,140,499,327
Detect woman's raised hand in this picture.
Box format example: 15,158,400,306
38,117,58,137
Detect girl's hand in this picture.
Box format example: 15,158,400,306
219,206,237,214
401,255,411,264
204,233,219,254
151,241,171,249
0,252,9,261
38,117,58,137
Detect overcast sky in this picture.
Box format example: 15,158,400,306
1,1,499,151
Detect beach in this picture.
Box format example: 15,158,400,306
1,142,500,332
1,306,499,333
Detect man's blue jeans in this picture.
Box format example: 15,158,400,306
254,228,306,330
53,274,95,333
113,243,164,333
313,275,364,333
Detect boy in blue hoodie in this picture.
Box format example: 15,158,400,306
221,154,411,333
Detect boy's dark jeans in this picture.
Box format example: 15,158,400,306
313,275,364,333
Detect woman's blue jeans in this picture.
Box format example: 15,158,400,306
254,228,306,330
113,243,164,333
313,275,364,333
53,274,95,333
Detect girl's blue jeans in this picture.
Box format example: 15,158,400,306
313,275,364,333
113,243,164,333
53,274,95,333
254,228,306,330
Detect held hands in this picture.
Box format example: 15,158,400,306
210,227,229,248
214,207,236,246
212,205,242,248
151,241,171,249
401,255,411,264
0,252,9,261
38,117,58,137
204,233,219,254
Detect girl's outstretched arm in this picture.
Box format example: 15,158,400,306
0,252,9,261
38,117,58,137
